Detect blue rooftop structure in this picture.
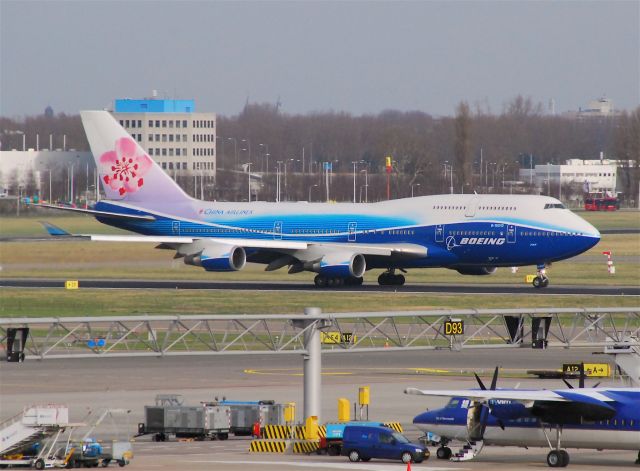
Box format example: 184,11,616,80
115,99,195,113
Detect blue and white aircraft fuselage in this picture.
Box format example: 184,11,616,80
41,111,601,288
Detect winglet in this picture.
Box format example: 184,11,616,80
404,388,423,395
40,221,72,237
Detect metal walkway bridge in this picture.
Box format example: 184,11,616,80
1,307,638,360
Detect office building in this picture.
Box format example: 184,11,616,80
112,98,216,178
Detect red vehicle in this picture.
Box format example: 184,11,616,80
584,194,619,211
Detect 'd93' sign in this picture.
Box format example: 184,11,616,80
444,320,464,336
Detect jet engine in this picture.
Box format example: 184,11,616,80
183,245,246,272
317,252,366,278
454,266,497,276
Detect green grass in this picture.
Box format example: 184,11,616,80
577,209,640,230
1,287,638,318
1,231,637,285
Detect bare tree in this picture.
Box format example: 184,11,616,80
454,101,472,191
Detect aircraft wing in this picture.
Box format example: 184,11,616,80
405,388,617,408
40,223,426,257
34,203,156,221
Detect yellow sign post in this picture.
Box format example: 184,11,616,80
65,280,79,290
563,363,610,378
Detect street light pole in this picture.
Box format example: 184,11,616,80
246,162,252,202
308,184,318,202
241,139,251,165
259,143,269,173
352,161,358,203
411,183,421,198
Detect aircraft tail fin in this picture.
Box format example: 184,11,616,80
80,111,191,206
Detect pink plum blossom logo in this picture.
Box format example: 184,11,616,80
99,137,152,196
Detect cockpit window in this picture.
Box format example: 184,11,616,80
446,398,460,408
544,203,565,209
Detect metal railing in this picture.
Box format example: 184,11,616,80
0,307,638,359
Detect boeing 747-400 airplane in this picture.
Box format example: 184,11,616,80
40,111,600,288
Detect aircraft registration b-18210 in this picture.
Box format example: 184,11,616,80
407,367,640,467
40,111,600,288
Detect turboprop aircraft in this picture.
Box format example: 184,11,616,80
406,367,640,467
40,110,600,288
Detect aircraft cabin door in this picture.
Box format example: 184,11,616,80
172,221,180,235
465,197,478,217
348,222,357,242
435,225,444,243
507,224,516,243
273,221,283,240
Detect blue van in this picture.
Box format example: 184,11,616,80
341,425,429,463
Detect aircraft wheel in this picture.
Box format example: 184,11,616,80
542,277,550,288
547,450,563,467
334,277,344,287
395,274,406,285
378,273,389,286
560,450,569,467
314,275,327,288
533,276,543,288
35,459,45,470
354,276,364,286
436,447,452,459
636,450,640,464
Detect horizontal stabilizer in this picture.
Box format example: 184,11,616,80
35,203,156,221
40,221,72,237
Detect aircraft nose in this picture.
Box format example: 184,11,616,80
413,410,433,424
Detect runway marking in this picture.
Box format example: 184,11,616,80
188,460,467,470
244,368,353,376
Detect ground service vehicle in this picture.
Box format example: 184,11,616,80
319,421,388,455
341,425,428,464
218,400,285,436
138,403,230,441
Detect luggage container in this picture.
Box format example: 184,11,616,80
139,402,230,441
218,400,285,436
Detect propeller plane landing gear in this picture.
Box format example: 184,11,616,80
541,424,569,467
314,274,363,288
533,264,550,289
378,269,406,286
436,446,452,460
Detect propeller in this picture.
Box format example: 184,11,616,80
473,367,505,438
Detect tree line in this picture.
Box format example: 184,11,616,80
2,97,638,205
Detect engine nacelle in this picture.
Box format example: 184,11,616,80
184,245,246,272
487,399,530,420
317,252,366,278
455,266,497,276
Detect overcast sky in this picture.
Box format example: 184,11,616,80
1,0,638,118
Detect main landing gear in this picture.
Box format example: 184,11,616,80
313,275,363,288
533,264,550,289
378,269,406,286
541,423,569,467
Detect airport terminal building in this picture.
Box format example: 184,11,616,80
112,98,217,179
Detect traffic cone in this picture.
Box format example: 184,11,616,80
406,460,411,471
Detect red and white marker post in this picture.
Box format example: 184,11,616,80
602,251,615,274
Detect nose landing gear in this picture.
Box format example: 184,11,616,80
533,264,550,289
